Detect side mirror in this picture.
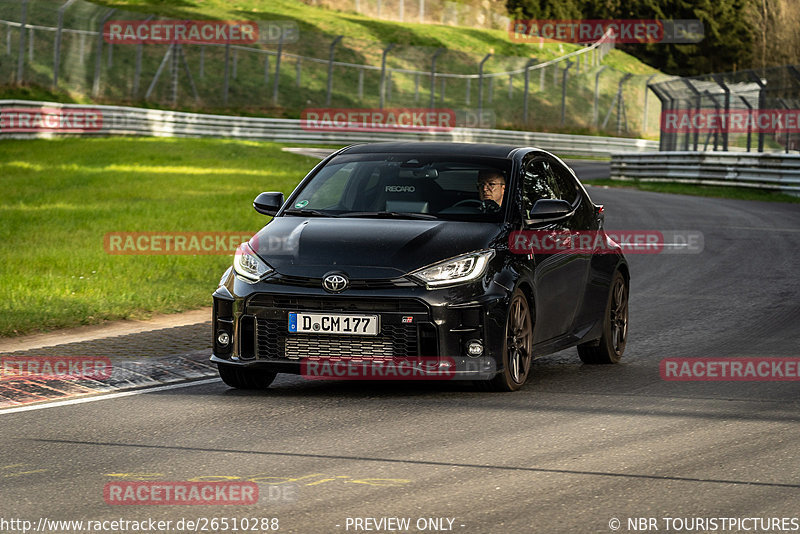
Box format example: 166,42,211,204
527,199,573,221
253,192,284,216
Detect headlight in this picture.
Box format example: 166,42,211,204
233,242,273,283
409,250,495,288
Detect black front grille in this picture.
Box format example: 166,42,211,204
270,274,417,290
256,320,420,360
247,294,433,360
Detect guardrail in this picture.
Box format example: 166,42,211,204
611,151,800,195
0,100,658,157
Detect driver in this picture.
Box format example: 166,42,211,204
477,170,506,208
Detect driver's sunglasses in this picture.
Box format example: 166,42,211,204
477,182,505,191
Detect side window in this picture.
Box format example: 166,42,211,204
549,160,580,205
521,158,558,216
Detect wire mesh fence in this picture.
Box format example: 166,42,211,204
651,65,800,153
0,0,666,137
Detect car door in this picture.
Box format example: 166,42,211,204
519,154,590,342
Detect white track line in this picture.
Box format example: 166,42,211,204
0,378,220,415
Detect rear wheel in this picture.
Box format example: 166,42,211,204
578,270,628,364
217,364,277,389
484,288,534,392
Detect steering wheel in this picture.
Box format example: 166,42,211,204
451,199,484,208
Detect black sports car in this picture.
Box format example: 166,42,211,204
211,142,629,391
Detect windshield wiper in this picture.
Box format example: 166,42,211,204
282,208,331,217
336,211,438,220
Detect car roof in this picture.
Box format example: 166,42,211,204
338,142,533,159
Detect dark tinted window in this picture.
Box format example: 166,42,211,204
550,160,580,204
288,154,511,221
521,159,559,215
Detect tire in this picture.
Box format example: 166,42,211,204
578,270,628,364
483,288,534,392
217,364,277,389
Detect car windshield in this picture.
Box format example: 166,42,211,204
283,153,512,221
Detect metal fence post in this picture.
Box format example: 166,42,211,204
647,82,673,151
747,72,767,153
358,68,364,100
778,98,790,153
477,53,491,117
560,60,573,126
263,55,270,85
593,66,607,127
523,58,536,124
222,42,230,105
419,0,424,23
601,72,631,132
617,73,633,134
15,0,28,83
79,32,85,65
429,48,443,109
132,16,154,98
681,79,701,150
325,35,343,106
738,95,752,152
170,43,179,106
379,43,395,109
92,9,115,97
272,32,284,106
642,73,657,134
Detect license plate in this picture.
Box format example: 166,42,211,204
287,312,380,336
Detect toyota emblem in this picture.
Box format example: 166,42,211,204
322,273,349,293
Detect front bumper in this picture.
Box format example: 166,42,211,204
210,268,510,380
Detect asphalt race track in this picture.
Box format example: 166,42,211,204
1,161,799,534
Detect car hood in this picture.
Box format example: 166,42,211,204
249,217,503,279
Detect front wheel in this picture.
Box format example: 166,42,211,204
484,288,534,392
217,364,277,389
578,270,628,364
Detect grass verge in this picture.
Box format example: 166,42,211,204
0,137,317,337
